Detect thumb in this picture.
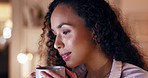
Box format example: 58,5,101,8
36,65,41,68
66,68,77,78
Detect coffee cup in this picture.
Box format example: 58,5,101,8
36,66,65,78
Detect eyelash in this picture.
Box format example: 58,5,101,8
63,30,70,35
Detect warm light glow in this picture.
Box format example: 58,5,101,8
0,36,6,44
4,19,13,28
2,19,13,39
3,27,12,39
17,53,28,64
0,3,12,21
27,53,33,60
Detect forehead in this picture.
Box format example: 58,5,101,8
51,4,77,20
50,4,84,29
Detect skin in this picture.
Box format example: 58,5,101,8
30,4,112,78
51,4,112,78
51,4,98,68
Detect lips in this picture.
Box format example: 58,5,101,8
61,52,71,61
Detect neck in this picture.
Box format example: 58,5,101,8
84,49,112,78
86,59,112,78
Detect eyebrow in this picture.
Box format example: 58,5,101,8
51,23,71,32
57,23,71,29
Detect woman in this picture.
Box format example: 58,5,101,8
30,0,148,78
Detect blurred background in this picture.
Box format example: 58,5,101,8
0,0,148,78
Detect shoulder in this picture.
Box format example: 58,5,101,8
109,59,148,78
121,62,148,78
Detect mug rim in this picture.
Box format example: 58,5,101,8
36,66,65,69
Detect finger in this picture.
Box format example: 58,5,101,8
45,70,64,78
66,68,77,78
41,71,53,78
29,72,35,78
36,65,41,68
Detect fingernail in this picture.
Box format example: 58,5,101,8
36,65,41,68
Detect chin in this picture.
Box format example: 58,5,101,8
66,63,74,68
66,61,79,68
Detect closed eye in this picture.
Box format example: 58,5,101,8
63,30,70,35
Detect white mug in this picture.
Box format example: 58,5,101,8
36,66,65,78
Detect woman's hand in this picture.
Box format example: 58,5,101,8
41,69,64,78
41,68,77,78
29,72,35,78
65,68,77,78
29,65,77,78
28,65,41,78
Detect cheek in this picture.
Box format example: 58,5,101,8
65,36,79,50
65,31,94,52
65,37,87,67
63,32,80,49
63,32,94,67
66,33,92,56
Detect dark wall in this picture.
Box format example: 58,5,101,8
0,43,9,78
0,0,9,2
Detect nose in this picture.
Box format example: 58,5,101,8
54,35,64,50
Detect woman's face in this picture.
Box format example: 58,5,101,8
50,5,97,68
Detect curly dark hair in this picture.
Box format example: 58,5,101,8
40,0,144,68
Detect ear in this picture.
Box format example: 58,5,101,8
91,30,97,41
91,29,101,44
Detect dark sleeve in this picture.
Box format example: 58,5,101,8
72,64,87,78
